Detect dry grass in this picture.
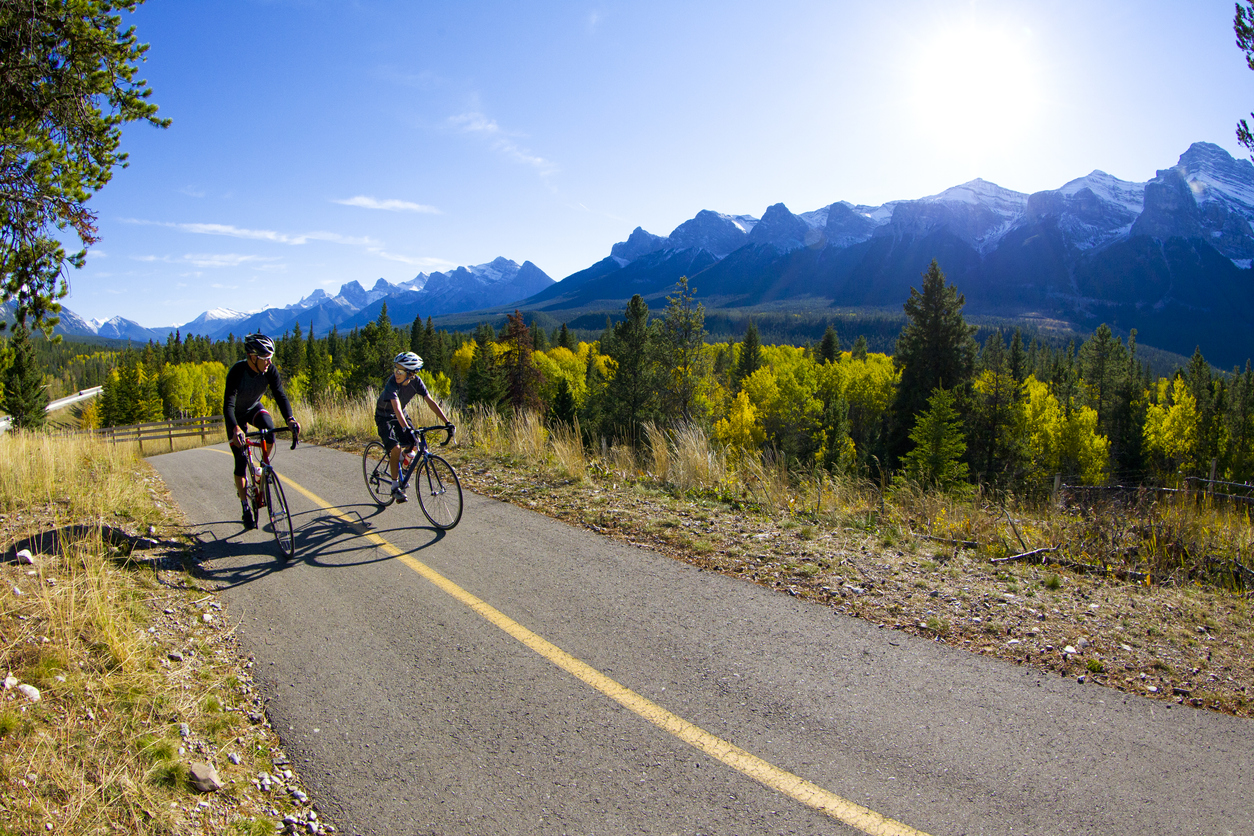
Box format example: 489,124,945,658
548,420,588,483
0,431,302,835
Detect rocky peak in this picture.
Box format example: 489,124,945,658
611,227,668,262
746,203,810,251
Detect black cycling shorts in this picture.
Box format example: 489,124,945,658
229,405,275,477
376,415,409,453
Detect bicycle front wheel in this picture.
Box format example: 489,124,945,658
265,470,296,558
416,454,462,530
362,441,395,506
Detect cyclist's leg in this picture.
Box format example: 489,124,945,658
230,412,254,526
248,406,277,459
376,416,407,500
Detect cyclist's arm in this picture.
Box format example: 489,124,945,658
424,394,450,426
390,394,410,429
223,361,245,444
265,365,296,425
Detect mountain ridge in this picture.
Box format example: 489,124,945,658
41,140,1254,367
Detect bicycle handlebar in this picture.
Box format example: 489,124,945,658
243,425,300,450
415,423,455,447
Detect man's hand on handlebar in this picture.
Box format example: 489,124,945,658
400,426,417,447
443,423,456,446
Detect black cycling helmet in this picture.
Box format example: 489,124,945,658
244,333,275,357
393,351,423,371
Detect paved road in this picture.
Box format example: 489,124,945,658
151,442,1254,836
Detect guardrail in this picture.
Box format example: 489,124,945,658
95,415,224,452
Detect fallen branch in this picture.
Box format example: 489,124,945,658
991,546,1058,564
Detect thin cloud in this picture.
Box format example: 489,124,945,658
334,196,441,214
369,248,457,269
447,111,558,177
120,218,380,247
130,253,280,269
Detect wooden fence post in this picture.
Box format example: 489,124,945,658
1053,474,1061,501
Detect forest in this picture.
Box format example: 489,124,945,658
3,263,1253,493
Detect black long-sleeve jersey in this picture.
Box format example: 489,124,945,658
222,359,293,433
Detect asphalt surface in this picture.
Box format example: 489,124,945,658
151,441,1254,836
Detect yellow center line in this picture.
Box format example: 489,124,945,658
214,448,932,836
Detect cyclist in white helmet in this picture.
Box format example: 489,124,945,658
375,351,453,502
224,333,300,528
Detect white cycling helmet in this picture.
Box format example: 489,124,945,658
394,351,424,371
244,333,275,357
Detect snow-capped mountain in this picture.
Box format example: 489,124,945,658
41,141,1254,366
161,258,555,340
530,141,1254,367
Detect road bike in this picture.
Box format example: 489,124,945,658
242,426,299,558
362,424,463,530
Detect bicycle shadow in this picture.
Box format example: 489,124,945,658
189,502,449,591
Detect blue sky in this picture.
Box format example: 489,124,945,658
70,0,1254,328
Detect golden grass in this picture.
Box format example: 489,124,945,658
293,398,1254,590
0,430,287,835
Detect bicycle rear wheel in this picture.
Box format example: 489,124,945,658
362,441,395,506
265,470,296,558
416,454,462,530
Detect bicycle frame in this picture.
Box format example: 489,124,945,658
241,426,298,557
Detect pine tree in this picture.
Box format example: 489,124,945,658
732,320,762,392
305,322,329,404
656,277,709,424
891,259,977,461
501,310,542,413
1008,328,1026,384
410,316,425,357
557,322,575,350
601,294,660,443
851,335,868,362
2,324,48,429
902,388,969,491
818,324,840,364
552,377,577,426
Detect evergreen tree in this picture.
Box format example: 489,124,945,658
0,1,169,329
552,377,577,427
818,324,840,364
465,332,504,409
656,277,709,424
501,310,543,413
902,388,969,491
600,294,660,443
410,315,425,357
532,319,550,351
2,323,47,429
557,322,575,350
851,335,868,362
732,320,762,392
305,322,329,404
1008,328,1027,384
891,259,977,461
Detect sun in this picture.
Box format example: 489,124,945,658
907,23,1043,159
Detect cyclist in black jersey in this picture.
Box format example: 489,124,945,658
225,334,301,528
376,351,453,502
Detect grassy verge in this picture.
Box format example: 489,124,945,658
0,432,312,836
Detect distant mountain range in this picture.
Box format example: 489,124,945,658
27,141,1254,368
20,257,556,344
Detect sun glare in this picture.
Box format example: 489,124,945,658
908,24,1042,160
